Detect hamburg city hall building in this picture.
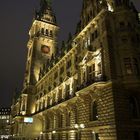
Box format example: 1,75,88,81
11,0,140,139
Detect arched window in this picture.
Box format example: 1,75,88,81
46,117,50,129
43,99,45,109
75,108,78,124
129,97,139,119
41,28,44,34
91,101,98,121
59,114,63,128
47,97,50,107
46,29,48,36
50,30,53,37
39,102,42,110
58,89,62,102
66,111,71,126
35,103,37,112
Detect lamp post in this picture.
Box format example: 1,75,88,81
74,124,85,140
52,130,56,140
40,132,43,140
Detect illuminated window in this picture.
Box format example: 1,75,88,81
138,13,140,21
107,2,114,12
53,116,56,129
129,97,139,119
91,102,98,121
97,63,102,75
35,104,37,112
24,117,33,123
85,39,88,48
2,116,6,119
88,64,95,81
88,37,90,46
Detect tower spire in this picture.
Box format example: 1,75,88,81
35,0,56,24
40,0,52,9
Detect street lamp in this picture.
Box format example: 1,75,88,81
40,132,43,140
74,124,85,140
52,131,56,139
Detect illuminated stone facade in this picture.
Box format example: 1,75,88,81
11,0,140,140
0,108,11,139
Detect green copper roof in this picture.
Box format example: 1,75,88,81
46,0,51,6
41,0,52,6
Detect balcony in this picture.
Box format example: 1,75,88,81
76,75,107,91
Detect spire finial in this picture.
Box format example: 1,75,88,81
40,0,52,7
47,0,52,6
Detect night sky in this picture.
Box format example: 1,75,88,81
0,0,140,107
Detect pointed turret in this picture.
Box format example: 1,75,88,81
35,0,56,25
23,0,59,86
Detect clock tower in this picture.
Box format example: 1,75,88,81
23,0,59,86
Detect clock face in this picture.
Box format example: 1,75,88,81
41,45,50,54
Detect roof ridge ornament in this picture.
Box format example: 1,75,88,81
40,0,52,7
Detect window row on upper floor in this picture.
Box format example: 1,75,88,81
36,59,104,98
39,28,54,38
35,77,77,102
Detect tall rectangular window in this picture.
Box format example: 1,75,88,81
124,58,133,75
59,114,63,128
60,66,64,74
133,58,139,75
67,60,72,69
65,85,70,98
54,72,58,79
92,132,99,140
88,64,95,81
97,63,102,75
91,102,98,121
